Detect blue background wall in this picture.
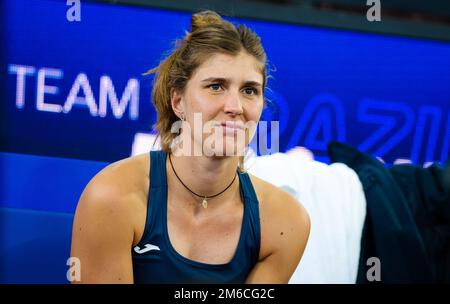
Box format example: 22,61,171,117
3,0,450,164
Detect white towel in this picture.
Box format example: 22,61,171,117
246,148,367,284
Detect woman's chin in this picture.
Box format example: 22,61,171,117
205,142,247,157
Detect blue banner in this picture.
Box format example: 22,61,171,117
2,0,449,165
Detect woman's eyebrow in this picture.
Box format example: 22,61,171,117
201,77,228,83
243,81,262,88
201,77,262,88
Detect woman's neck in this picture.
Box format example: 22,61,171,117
166,149,240,211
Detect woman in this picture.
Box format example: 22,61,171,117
70,10,310,284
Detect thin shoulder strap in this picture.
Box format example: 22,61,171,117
238,171,259,204
150,150,168,189
237,170,261,265
134,150,168,246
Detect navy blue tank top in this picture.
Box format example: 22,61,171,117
132,150,261,284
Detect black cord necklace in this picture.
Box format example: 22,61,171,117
168,153,238,209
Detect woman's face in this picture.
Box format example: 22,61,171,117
174,51,264,157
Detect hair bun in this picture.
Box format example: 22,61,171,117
190,10,223,32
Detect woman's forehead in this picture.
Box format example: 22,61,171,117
191,52,264,84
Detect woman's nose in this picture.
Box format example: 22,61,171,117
224,91,243,116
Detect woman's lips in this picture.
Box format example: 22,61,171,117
213,121,245,135
219,121,244,130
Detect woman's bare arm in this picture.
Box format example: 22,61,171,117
246,183,310,284
70,168,137,284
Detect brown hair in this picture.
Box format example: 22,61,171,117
146,10,267,168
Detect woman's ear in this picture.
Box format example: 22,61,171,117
170,88,185,119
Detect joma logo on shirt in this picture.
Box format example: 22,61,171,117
134,244,161,254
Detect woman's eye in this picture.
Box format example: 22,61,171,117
243,87,257,96
208,84,222,91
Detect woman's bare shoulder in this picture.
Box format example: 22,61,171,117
248,171,309,223
82,153,150,204
73,153,150,241
247,173,298,207
74,154,150,248
247,172,310,259
70,153,151,282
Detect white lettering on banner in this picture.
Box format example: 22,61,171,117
63,73,98,115
99,76,139,120
8,64,36,109
7,64,140,120
37,68,64,113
